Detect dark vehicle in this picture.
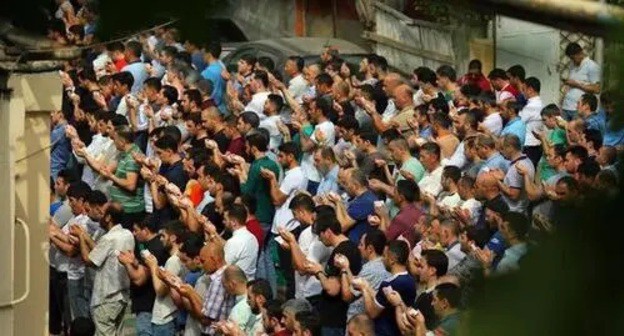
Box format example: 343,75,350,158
221,37,370,77
204,18,249,58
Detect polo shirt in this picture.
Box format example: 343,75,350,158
374,272,417,336
397,157,425,183
316,165,340,196
224,228,259,280
240,156,281,224
109,144,145,213
386,203,423,242
501,117,526,146
122,61,149,94
584,112,606,136
519,96,545,147
346,190,378,244
562,57,601,111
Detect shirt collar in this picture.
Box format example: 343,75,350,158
386,270,409,281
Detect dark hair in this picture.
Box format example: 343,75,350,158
57,169,79,184
583,129,603,151
70,317,95,336
552,144,567,160
86,190,108,206
246,132,269,152
295,311,321,336
557,175,580,193
240,194,258,215
487,68,508,80
459,84,481,99
540,104,561,117
316,73,334,87
436,65,457,82
580,93,598,112
421,249,449,277
180,233,205,258
396,179,420,203
257,56,275,71
161,85,179,105
253,70,269,88
432,112,453,129
267,94,284,113
163,220,188,243
502,134,522,151
226,204,248,225
434,283,461,308
289,193,315,212
143,77,162,92
163,125,182,144
442,166,462,184
577,158,601,179
416,67,437,86
336,114,359,131
161,46,179,59
420,142,441,160
506,65,526,81
278,141,300,160
363,229,387,255
239,111,261,129
264,299,285,321
468,59,482,71
125,40,142,58
288,56,305,72
103,204,125,226
136,214,159,232
355,129,377,146
460,109,482,130
67,181,92,200
566,145,589,163
314,212,342,235
154,134,178,152
248,278,273,300
214,171,241,195
111,71,134,91
184,89,203,107
524,77,541,93
206,42,222,59
565,42,583,57
386,240,409,265
503,212,530,239
314,94,334,118
368,54,388,72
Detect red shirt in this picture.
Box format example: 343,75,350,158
501,83,520,99
459,73,492,93
226,136,245,156
246,218,264,250
386,203,424,247
114,58,127,72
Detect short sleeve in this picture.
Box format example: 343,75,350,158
374,282,390,309
504,167,523,189
279,173,300,196
348,198,374,222
308,241,330,264
588,62,601,84
89,237,112,267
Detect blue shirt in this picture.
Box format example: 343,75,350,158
374,272,417,336
419,125,433,139
601,109,624,146
501,117,526,146
584,112,606,136
177,270,203,329
191,51,207,72
479,152,510,176
51,122,71,180
346,190,378,244
201,61,226,113
486,230,506,268
122,61,149,94
316,165,340,196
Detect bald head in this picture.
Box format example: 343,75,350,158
383,73,403,96
393,84,414,109
201,242,224,261
477,172,498,189
223,265,247,285
475,172,500,200
347,314,375,336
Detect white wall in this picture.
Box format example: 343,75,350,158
495,16,561,105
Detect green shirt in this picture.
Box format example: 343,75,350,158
397,157,425,183
293,124,314,162
241,155,280,224
538,127,567,181
108,144,145,213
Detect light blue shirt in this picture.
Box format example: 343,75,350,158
201,61,226,113
316,165,340,196
501,117,526,147
494,242,528,275
479,152,510,176
122,61,149,94
51,122,71,180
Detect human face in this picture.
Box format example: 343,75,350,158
564,153,580,174
388,142,403,163
87,202,106,222
415,257,433,283
54,177,70,197
159,230,174,249
570,52,584,66
545,148,561,167
285,59,297,77
420,150,438,171
382,246,394,271
68,196,85,216
484,208,502,230
340,62,351,78
247,290,261,314
277,151,291,168
199,246,216,273
237,59,252,75
132,224,149,242
357,234,368,259
155,147,173,164
282,309,297,332
112,133,126,151
293,320,307,336
181,94,192,112
236,117,250,135
542,115,557,129
474,176,488,201
431,291,446,317
320,47,331,62
555,182,573,202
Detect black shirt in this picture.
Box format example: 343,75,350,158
320,239,362,328
130,235,168,313
152,160,188,228
414,290,437,330
212,129,230,153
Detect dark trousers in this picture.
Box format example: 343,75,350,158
49,267,71,335
523,146,543,169
277,243,296,300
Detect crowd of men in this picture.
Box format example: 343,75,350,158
48,2,620,335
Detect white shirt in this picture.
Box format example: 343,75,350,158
460,198,482,226
152,253,187,324
437,193,461,209
224,227,259,280
301,120,336,182
245,91,270,119
445,241,466,271
115,93,134,118
259,115,283,151
196,190,214,214
61,214,92,280
482,113,503,136
271,166,308,234
414,89,426,107
562,57,601,111
288,74,308,100
495,84,515,104
295,226,332,299
418,165,444,197
442,141,467,169
381,99,397,122
519,96,545,146
74,133,110,188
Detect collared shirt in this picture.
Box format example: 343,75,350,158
479,152,510,176
51,122,71,179
495,242,529,275
482,112,503,136
59,214,92,280
317,165,340,196
295,226,332,299
347,257,391,320
584,112,606,136
108,144,145,213
122,61,149,94
228,294,254,333
201,266,235,335
418,165,444,197
562,57,601,111
501,117,527,146
225,228,259,280
397,157,426,183
519,96,545,146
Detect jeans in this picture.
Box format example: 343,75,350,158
152,320,176,336
49,267,71,335
255,226,278,298
67,277,90,319
136,312,153,336
321,327,345,336
562,109,577,122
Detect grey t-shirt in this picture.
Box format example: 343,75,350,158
346,257,391,320
502,156,535,213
